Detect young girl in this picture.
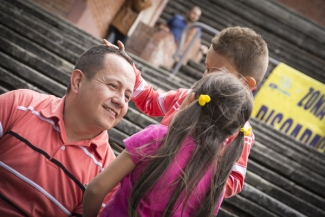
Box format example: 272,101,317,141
83,71,254,217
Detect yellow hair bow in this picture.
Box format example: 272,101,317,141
198,94,211,106
239,125,252,136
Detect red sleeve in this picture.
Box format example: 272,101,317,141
131,64,187,117
224,122,254,198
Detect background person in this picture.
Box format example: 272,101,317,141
160,5,208,55
134,6,208,68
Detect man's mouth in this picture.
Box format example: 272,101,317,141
103,106,117,117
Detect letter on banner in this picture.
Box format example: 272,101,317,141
252,63,325,153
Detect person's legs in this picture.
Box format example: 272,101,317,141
107,26,128,46
107,26,117,44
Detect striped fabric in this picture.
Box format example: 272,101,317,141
0,89,116,216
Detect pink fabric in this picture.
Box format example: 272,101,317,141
101,124,223,217
132,66,254,198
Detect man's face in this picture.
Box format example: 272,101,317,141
203,46,238,78
187,8,201,23
76,54,135,132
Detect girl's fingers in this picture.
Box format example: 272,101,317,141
102,39,119,49
117,40,125,51
103,39,111,46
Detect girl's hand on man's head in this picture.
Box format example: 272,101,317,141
102,39,125,51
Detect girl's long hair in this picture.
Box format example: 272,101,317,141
128,72,254,217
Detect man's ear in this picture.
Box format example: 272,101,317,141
70,70,84,93
246,76,256,90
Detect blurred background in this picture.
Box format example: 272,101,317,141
0,0,325,216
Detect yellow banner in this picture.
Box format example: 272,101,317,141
252,63,325,153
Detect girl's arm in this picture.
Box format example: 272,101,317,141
83,150,136,217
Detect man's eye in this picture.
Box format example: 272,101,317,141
109,84,117,89
125,94,131,101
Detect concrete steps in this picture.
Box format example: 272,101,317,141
1,0,325,216
160,0,325,84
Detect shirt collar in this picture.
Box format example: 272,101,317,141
39,95,109,160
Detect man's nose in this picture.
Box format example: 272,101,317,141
112,92,126,108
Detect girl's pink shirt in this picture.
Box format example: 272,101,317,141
101,124,223,217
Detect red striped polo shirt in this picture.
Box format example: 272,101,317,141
0,89,116,216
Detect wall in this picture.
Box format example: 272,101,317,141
31,0,76,17
87,0,124,38
275,0,325,27
128,0,169,36
30,0,108,37
31,0,167,39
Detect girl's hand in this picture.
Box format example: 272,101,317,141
102,39,125,51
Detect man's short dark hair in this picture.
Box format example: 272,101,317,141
67,45,133,92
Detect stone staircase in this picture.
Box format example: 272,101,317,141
161,0,325,85
1,0,325,216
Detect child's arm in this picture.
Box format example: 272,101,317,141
132,65,184,117
83,150,135,217
103,39,183,118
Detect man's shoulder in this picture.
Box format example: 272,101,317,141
1,89,37,104
6,89,52,99
3,89,33,97
3,89,59,109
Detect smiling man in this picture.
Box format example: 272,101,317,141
0,45,135,217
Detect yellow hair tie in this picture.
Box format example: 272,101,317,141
239,125,252,136
198,94,211,106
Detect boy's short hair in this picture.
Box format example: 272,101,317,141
211,26,269,85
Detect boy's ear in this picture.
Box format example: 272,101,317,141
188,92,197,104
180,92,196,110
70,70,84,93
246,77,256,90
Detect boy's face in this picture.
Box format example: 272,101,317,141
203,47,256,90
204,46,237,78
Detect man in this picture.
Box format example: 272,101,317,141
0,45,135,216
